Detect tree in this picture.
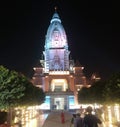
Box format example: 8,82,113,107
0,66,26,109
19,79,45,106
103,72,120,104
78,81,107,104
78,87,90,104
0,66,26,126
0,65,45,126
0,65,45,108
78,72,120,105
89,81,106,104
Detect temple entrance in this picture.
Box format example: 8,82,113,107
50,79,68,91
54,98,64,110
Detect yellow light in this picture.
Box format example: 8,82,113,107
49,71,69,75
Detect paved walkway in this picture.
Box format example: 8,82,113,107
42,111,73,127
41,111,117,127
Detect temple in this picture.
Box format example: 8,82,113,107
31,9,96,110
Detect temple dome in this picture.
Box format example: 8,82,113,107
45,12,68,49
51,12,61,23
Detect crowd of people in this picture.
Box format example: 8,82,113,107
70,106,102,127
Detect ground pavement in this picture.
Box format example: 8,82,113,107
41,110,117,127
42,111,73,127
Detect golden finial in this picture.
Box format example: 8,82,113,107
54,6,57,12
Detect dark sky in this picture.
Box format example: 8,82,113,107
0,0,119,80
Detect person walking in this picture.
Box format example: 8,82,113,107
61,111,65,124
83,106,102,127
74,113,84,127
70,114,76,127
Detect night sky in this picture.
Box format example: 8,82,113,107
0,0,119,80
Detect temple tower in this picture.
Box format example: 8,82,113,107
31,9,89,110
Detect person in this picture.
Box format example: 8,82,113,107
61,111,65,124
70,114,76,127
83,106,102,127
74,113,84,127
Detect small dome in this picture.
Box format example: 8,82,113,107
51,12,61,23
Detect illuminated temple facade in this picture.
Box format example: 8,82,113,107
31,10,91,110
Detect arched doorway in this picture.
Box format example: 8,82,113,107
50,79,68,92
54,97,64,110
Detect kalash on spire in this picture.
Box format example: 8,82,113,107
31,7,92,111
54,6,57,12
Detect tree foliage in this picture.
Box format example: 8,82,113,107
103,72,120,104
0,65,45,110
78,81,105,104
0,66,25,109
78,72,120,104
19,80,45,106
78,87,90,104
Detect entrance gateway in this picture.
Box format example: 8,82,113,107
45,93,75,110
50,79,67,110
45,78,75,110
